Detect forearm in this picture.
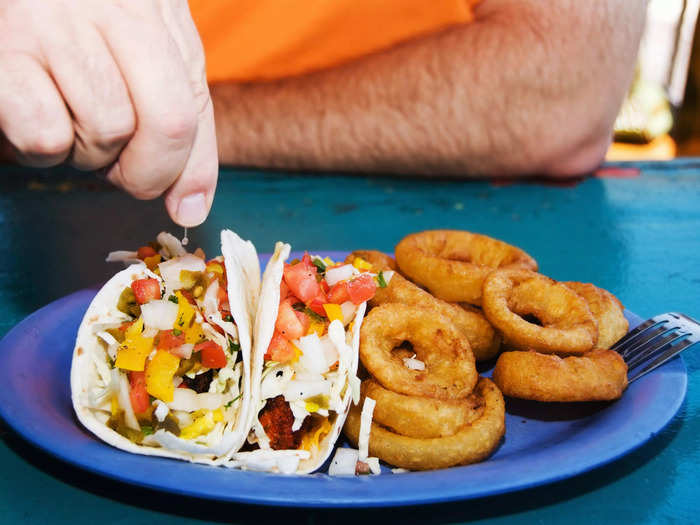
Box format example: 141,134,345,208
211,0,646,177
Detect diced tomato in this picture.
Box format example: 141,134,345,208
195,341,227,369
308,292,328,317
347,274,377,304
128,371,149,414
131,278,161,304
294,310,311,335
328,281,350,305
275,299,307,340
136,246,158,260
156,329,185,351
283,254,321,303
320,279,330,294
280,280,290,301
265,331,295,363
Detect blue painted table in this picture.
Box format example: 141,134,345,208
1,160,698,523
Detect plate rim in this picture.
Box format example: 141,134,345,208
0,251,688,508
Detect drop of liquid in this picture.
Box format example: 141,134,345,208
181,228,189,247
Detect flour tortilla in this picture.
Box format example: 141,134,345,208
240,242,366,474
71,232,257,463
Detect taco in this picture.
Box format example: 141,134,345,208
231,243,378,473
71,230,259,463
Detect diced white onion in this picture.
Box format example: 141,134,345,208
382,270,395,284
358,396,376,461
153,400,169,422
391,468,409,474
328,448,360,476
170,343,194,360
105,251,139,264
295,333,329,375
403,354,425,370
167,389,224,412
367,457,381,475
289,400,310,432
157,231,187,259
140,299,178,331
158,254,205,293
319,334,340,370
325,264,354,287
282,378,331,402
340,301,357,326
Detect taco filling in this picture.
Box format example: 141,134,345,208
90,234,245,451
250,253,379,458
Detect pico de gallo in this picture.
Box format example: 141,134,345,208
95,233,245,449
251,253,386,454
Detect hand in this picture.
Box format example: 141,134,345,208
0,0,218,226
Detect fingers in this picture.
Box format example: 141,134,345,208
0,53,74,167
159,0,218,226
98,3,199,201
41,20,136,171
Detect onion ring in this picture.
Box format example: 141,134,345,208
347,250,501,361
492,349,628,402
360,303,477,399
361,379,484,439
563,282,628,349
394,230,537,306
344,377,505,470
482,269,597,355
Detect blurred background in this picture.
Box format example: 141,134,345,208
608,0,700,160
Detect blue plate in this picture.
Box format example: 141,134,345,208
0,251,688,508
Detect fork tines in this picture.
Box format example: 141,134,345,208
611,312,699,382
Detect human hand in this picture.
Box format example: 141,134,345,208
0,0,217,226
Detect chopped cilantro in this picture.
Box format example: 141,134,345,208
225,393,243,408
312,258,327,274
140,425,154,436
168,295,179,304
172,329,182,336
377,271,388,288
229,341,241,354
292,301,324,322
223,314,233,322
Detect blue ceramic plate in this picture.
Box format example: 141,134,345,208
0,251,687,508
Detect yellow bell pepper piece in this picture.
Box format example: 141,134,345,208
180,409,224,440
184,322,206,344
352,257,373,271
306,319,326,337
206,261,224,275
174,291,195,328
145,350,180,402
110,396,120,416
115,318,154,371
143,254,161,271
323,303,343,323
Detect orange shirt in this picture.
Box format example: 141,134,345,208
189,0,479,83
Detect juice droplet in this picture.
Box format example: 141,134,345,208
181,228,189,246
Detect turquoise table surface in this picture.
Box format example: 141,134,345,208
1,160,698,523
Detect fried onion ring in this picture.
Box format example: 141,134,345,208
361,379,484,439
482,269,597,355
347,250,500,361
344,377,505,470
360,303,477,399
563,282,628,349
492,349,628,402
395,230,537,305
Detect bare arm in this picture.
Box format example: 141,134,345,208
212,0,646,177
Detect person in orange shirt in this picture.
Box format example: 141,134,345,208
0,0,646,226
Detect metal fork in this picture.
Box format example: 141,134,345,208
611,312,699,382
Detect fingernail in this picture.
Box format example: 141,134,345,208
176,193,208,227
